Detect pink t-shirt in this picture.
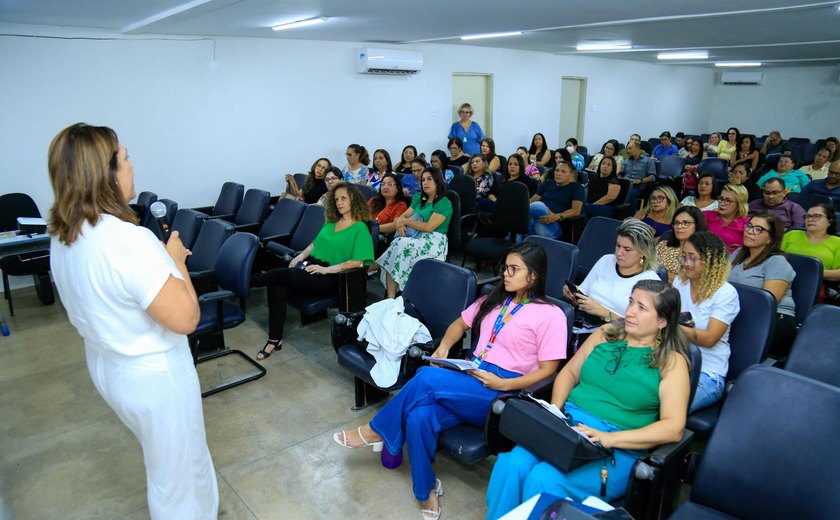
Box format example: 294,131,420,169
460,296,568,375
703,211,749,253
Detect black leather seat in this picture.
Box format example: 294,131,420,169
193,181,244,219
334,259,477,410
462,182,530,269
134,191,158,236
216,188,270,233
787,252,823,328
447,174,478,247
444,190,461,259
265,204,325,259
257,197,306,245
186,218,235,295
697,158,729,182
785,305,840,387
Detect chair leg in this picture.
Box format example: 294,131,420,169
3,272,13,317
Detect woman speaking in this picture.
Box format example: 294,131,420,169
47,123,217,518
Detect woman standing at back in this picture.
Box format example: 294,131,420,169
448,103,485,156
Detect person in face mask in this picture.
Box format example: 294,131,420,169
565,138,585,171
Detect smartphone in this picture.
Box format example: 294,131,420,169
565,280,587,298
678,311,695,327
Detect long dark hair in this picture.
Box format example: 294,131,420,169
304,157,331,192
372,149,392,174
505,153,526,181
528,133,549,157
347,144,370,165
369,172,408,214
666,206,707,247
731,212,785,269
471,242,550,338
420,167,446,207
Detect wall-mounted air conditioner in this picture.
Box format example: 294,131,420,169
356,47,423,75
719,71,764,86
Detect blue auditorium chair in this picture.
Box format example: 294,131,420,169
192,181,244,219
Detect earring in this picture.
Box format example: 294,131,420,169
639,257,644,266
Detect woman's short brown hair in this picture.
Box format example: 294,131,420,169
47,123,137,245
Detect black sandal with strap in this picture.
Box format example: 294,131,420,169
256,338,282,361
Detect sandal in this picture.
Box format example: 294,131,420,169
421,479,444,520
256,338,281,361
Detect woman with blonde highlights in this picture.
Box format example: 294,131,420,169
673,232,740,413
47,123,218,519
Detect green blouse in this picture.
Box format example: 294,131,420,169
410,193,453,234
310,221,374,267
568,340,661,431
782,230,840,270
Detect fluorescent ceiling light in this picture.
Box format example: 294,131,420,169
461,31,522,41
272,17,327,31
715,62,762,67
576,42,632,51
657,51,709,60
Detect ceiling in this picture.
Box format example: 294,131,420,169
2,0,839,67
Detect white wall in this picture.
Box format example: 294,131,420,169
1,23,717,217
709,66,840,139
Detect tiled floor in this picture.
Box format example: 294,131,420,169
0,283,492,519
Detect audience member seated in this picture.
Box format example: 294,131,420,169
622,141,657,211
448,102,484,156
729,134,759,172
675,132,689,158
801,147,831,180
749,177,805,229
716,128,740,161
672,232,739,413
705,184,750,253
528,161,584,238
335,242,567,520
317,168,342,205
378,167,453,298
467,154,497,211
252,182,374,360
681,172,719,211
565,137,585,171
683,139,707,171
394,145,418,174
657,206,708,282
402,158,426,198
486,280,690,514
782,203,840,288
635,186,679,238
563,219,660,322
343,144,371,185
587,139,624,174
503,153,538,197
729,212,796,358
430,149,454,183
759,130,792,158
481,138,501,174
619,133,647,160
528,132,552,167
516,147,542,179
757,156,811,193
825,137,840,162
284,157,331,204
367,149,393,189
368,172,410,237
447,137,470,169
546,148,573,177
705,132,722,155
728,163,762,202
653,131,678,159
801,159,840,205
585,156,621,219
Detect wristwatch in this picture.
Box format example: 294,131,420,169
603,311,612,323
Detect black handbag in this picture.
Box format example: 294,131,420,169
498,397,612,473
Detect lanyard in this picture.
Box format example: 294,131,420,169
473,296,530,365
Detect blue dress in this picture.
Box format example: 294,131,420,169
448,121,484,156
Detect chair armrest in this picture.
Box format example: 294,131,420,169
204,212,235,221
234,223,260,234
198,289,235,304
647,430,694,467
265,242,296,259
260,233,292,246
522,374,557,399
189,270,217,296
191,205,213,216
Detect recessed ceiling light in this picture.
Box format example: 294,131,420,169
461,31,522,41
272,17,327,31
657,51,709,60
715,62,762,67
576,42,632,51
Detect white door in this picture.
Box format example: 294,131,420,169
452,73,493,137
560,77,587,143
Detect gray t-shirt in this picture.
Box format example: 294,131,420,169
728,252,796,317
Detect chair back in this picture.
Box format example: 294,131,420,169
293,173,308,190
786,305,840,387
214,232,259,299
449,165,463,176
259,198,306,240
234,189,270,226
524,236,579,300
658,156,685,179
545,296,575,356
448,174,477,217
136,191,157,209
688,344,703,409
689,366,840,519
355,183,377,202
491,182,530,236
575,217,621,281
786,252,823,326
171,209,205,249
402,259,476,339
698,158,729,182
444,191,462,248
215,182,244,215
787,192,832,212
497,155,508,178
187,218,235,272
0,193,41,231
727,282,776,381
135,191,158,234
289,204,325,251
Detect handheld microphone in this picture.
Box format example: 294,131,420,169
149,201,171,243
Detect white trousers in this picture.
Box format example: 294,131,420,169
86,340,219,520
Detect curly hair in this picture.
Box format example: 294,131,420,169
323,182,371,223
678,232,730,303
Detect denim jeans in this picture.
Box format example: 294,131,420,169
528,201,562,238
689,372,726,414
369,363,521,501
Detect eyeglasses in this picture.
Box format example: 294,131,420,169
717,196,736,205
459,110,471,114
500,264,524,277
380,182,396,188
829,170,840,175
745,222,768,235
605,346,626,375
762,189,784,196
678,254,700,267
673,220,695,228
804,213,825,221
325,177,339,183
649,195,666,203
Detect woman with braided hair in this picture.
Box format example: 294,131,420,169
672,232,740,413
